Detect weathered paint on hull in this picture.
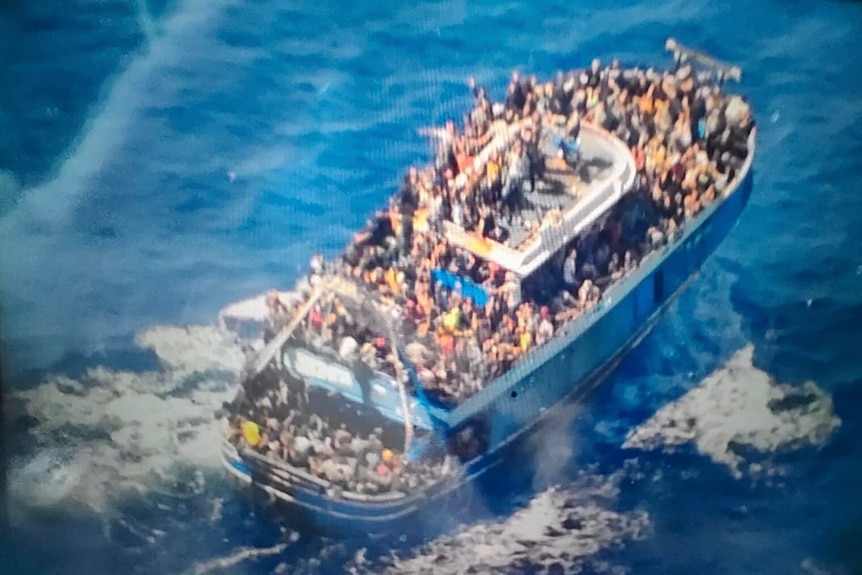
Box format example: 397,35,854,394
223,140,755,538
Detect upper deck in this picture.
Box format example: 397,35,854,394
443,123,637,278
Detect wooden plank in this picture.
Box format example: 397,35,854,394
246,282,325,378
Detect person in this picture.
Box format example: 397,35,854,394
556,127,581,171
522,126,543,192
501,141,528,222
562,247,578,294
500,272,522,310
536,307,555,345
241,420,261,447
309,253,324,275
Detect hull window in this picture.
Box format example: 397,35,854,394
447,417,490,462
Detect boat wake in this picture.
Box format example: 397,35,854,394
0,0,236,233
9,320,833,572
7,318,650,574
6,324,246,519
359,470,649,575
0,0,248,380
624,344,841,477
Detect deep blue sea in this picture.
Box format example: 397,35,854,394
2,0,862,574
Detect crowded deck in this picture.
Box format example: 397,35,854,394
223,44,755,497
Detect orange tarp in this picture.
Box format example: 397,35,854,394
462,233,494,257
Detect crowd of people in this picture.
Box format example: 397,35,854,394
228,58,754,495
226,365,454,496
289,59,754,406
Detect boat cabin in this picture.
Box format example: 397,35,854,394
233,116,639,469
441,122,636,280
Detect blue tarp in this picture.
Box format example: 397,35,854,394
552,135,580,155
430,268,490,306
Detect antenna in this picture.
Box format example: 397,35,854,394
665,38,742,83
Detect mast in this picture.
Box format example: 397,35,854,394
393,356,414,457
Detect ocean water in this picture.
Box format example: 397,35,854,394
2,0,862,573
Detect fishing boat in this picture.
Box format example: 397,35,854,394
218,39,756,537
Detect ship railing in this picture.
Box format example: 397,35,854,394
231,438,434,504
242,280,326,382
339,489,413,503
419,117,529,192
301,273,429,454
493,128,757,372
449,128,755,421
239,444,330,494
223,432,316,492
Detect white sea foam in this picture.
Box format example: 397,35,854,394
217,294,270,325
525,401,583,491
367,470,649,575
624,344,841,476
0,169,20,213
0,0,246,376
7,324,247,517
135,0,158,43
7,315,648,574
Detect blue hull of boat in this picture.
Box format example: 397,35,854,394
224,154,755,538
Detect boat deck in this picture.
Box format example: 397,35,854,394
500,126,621,249
443,124,636,278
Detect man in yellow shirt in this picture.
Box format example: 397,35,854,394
241,420,261,447
518,329,533,354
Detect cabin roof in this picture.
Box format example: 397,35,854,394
443,124,637,279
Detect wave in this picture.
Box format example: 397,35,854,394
624,344,841,477
360,470,649,575
0,0,247,378
7,318,648,575
6,324,245,519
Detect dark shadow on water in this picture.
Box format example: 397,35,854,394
8,340,162,390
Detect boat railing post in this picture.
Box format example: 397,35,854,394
357,285,416,458
395,358,413,457
384,319,414,457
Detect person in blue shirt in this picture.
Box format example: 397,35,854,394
551,112,581,170
558,137,580,168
